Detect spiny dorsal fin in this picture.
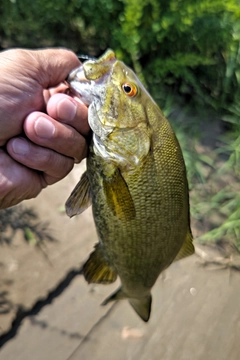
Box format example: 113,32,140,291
83,244,117,284
65,171,92,218
174,231,194,262
103,168,135,221
102,288,152,322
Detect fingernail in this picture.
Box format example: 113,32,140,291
57,98,77,121
12,138,29,155
34,117,55,138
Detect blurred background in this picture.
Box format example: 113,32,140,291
0,0,240,359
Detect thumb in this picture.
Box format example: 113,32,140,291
34,48,81,88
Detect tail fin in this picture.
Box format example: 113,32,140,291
129,296,152,322
102,287,152,322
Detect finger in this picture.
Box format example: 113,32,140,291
0,149,43,209
46,93,90,136
0,49,81,145
6,137,74,185
34,49,81,88
0,48,80,85
23,112,88,162
43,84,69,103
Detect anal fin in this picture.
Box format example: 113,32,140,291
83,244,117,284
101,287,126,305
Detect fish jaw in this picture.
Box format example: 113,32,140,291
67,49,116,105
67,57,115,138
67,66,94,106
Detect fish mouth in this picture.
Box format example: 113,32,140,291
67,49,116,105
67,66,112,107
67,66,87,83
66,66,94,106
67,66,114,140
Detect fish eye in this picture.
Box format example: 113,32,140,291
122,82,138,97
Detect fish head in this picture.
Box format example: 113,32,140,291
68,49,154,169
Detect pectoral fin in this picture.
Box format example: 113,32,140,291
102,288,152,322
174,231,194,261
103,168,135,221
83,244,117,284
65,171,92,218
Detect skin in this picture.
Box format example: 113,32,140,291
0,48,90,209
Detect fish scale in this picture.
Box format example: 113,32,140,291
66,49,194,321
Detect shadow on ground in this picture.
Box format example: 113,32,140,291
0,205,55,246
0,263,83,347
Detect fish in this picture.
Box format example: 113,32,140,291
65,49,194,322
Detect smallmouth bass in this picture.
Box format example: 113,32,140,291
66,50,194,322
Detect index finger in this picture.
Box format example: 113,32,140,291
46,93,90,137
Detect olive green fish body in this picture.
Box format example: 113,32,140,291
88,123,188,287
66,50,194,321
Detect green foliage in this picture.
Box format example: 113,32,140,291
0,0,239,110
204,108,240,251
0,0,239,250
220,115,240,176
190,112,240,252
197,191,240,252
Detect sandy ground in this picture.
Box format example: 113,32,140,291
0,162,240,359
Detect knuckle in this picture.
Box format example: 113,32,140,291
42,150,74,179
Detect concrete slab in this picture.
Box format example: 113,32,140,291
1,255,240,360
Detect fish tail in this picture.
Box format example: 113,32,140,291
129,296,152,322
102,287,152,322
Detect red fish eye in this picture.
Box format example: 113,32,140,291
122,82,138,97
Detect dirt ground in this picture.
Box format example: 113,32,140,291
0,162,94,337
0,159,240,359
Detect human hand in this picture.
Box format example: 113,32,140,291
0,48,89,209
